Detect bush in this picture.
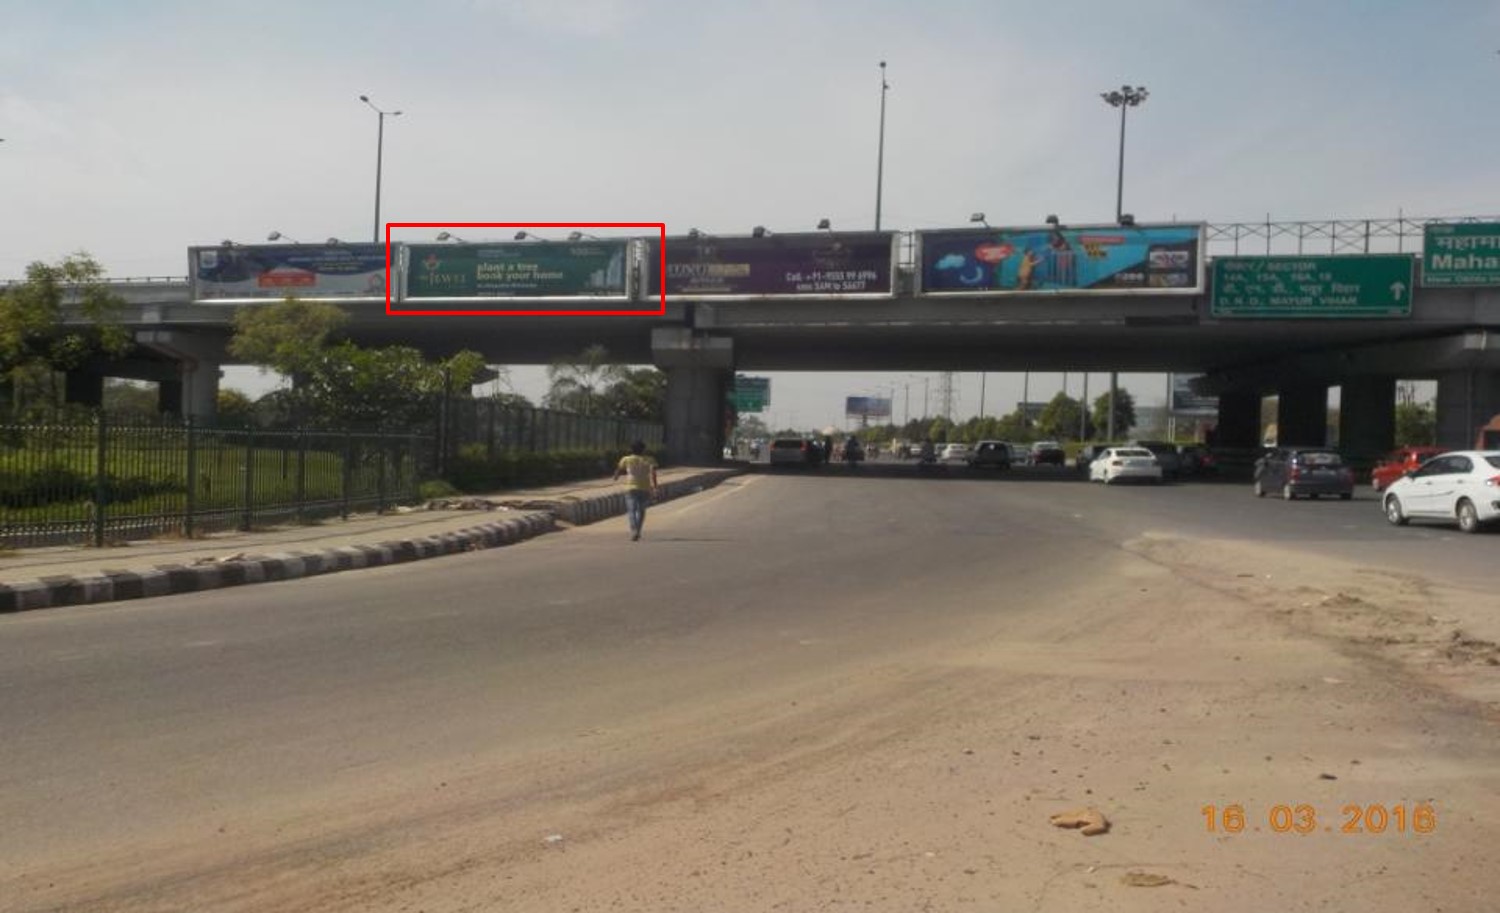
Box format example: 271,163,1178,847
0,464,184,509
419,479,460,499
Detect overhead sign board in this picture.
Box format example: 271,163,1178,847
917,223,1204,295
1422,222,1500,287
646,232,895,298
845,396,893,419
729,375,771,412
190,244,387,302
1210,255,1413,318
400,241,630,303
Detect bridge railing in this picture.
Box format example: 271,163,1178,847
7,215,1500,291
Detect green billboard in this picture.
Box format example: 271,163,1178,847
1422,222,1500,287
403,242,628,299
1210,255,1413,318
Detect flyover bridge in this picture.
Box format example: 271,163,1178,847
19,214,1500,462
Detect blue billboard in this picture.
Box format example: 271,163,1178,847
917,223,1203,295
190,244,388,302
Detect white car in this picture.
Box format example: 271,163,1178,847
940,443,968,461
1381,450,1500,533
1089,447,1163,484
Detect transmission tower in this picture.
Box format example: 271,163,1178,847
936,372,958,419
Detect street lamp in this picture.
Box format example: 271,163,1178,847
1100,84,1147,223
751,225,769,238
515,230,547,241
1100,85,1146,443
358,94,403,242
874,60,889,231
970,212,988,228
436,231,466,242
266,230,301,243
816,218,832,231
567,231,601,241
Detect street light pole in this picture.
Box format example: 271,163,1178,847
359,95,403,243
1101,84,1147,439
1100,84,1147,222
875,61,889,231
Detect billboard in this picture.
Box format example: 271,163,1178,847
400,241,630,302
1422,222,1500,287
845,396,893,419
917,223,1204,295
1170,374,1219,415
646,232,895,298
190,244,387,302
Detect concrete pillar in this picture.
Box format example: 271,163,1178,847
64,369,104,408
1277,383,1327,447
1212,390,1261,449
663,366,730,465
651,327,734,465
1436,369,1500,450
1338,377,1395,459
135,330,227,422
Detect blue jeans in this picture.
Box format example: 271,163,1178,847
625,490,649,535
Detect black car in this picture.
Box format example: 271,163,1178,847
967,440,1013,469
1254,447,1354,500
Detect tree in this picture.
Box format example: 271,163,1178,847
599,366,666,422
1092,387,1137,439
735,414,770,441
0,253,131,414
101,379,159,420
1395,401,1436,446
545,344,627,415
216,389,257,426
1037,392,1087,441
304,343,487,429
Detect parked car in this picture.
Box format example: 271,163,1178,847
1005,443,1030,465
1177,444,1217,477
940,442,969,462
1129,441,1183,479
1030,441,1066,466
1381,450,1500,533
1089,447,1163,484
1371,446,1444,492
769,437,819,468
1253,447,1354,500
1075,444,1116,472
966,440,1013,469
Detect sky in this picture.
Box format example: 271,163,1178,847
2,0,1493,429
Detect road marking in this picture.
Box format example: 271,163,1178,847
656,474,764,522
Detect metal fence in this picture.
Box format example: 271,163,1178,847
0,403,665,548
440,399,664,463
0,418,429,548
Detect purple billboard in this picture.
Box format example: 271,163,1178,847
646,232,895,298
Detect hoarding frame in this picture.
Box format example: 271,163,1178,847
385,222,667,316
913,221,1206,297
645,231,899,301
188,242,389,304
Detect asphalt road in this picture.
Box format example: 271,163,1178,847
2,466,1496,911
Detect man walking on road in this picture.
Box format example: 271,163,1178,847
614,440,659,541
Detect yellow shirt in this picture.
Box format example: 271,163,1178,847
617,454,657,491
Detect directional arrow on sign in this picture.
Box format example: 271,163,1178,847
1390,281,1407,300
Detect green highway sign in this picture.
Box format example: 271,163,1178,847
1422,222,1500,287
1210,255,1413,318
403,242,628,299
729,375,770,412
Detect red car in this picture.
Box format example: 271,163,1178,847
1370,446,1443,492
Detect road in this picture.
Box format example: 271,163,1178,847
2,467,1497,912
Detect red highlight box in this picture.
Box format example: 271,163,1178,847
384,222,667,316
